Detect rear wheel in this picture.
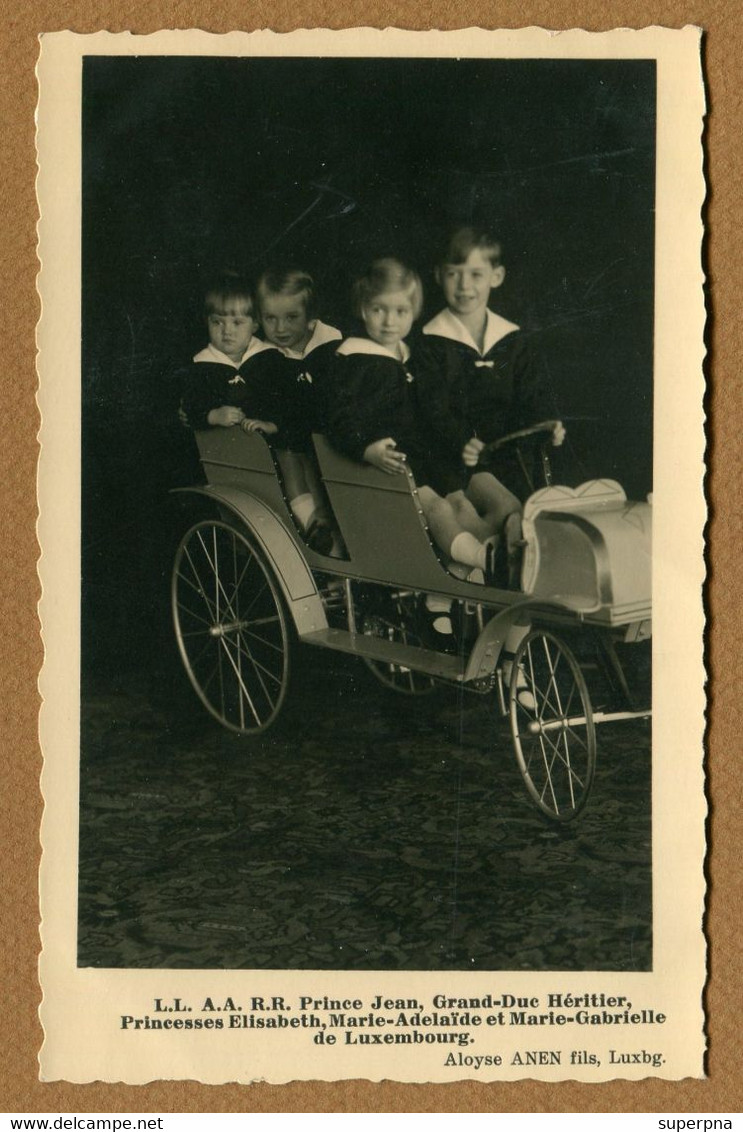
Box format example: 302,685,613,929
360,592,436,696
509,629,596,820
172,520,291,734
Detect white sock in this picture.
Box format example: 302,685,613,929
290,493,316,530
449,531,485,569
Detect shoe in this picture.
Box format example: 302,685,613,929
448,561,483,583
305,517,335,556
502,656,537,711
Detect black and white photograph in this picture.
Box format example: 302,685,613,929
37,27,705,1084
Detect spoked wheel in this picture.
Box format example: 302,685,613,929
360,593,436,696
172,520,291,734
509,629,597,821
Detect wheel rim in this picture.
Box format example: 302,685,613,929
509,630,596,821
361,598,436,696
172,520,290,734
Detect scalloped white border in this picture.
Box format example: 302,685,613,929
36,26,706,1085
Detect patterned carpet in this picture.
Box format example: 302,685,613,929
78,642,652,971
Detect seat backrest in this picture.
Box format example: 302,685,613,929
312,434,456,588
195,428,291,518
194,428,481,593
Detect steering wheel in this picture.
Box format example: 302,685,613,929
478,419,561,455
477,419,561,490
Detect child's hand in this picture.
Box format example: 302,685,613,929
551,420,566,447
363,438,407,474
207,405,246,427
462,437,485,466
241,418,278,436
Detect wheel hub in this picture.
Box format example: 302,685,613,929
208,619,247,637
528,718,569,735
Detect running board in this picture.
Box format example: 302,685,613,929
300,628,466,681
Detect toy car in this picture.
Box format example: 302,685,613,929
172,425,651,822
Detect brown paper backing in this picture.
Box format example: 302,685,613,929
4,0,737,1115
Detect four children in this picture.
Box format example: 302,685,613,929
181,230,564,626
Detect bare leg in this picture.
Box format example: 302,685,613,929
465,471,522,536
418,486,489,569
294,451,346,557
445,489,491,542
274,450,335,553
277,449,335,524
417,486,464,552
276,449,310,502
297,453,334,523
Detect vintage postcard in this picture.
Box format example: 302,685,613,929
37,27,706,1084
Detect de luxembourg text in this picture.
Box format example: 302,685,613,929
120,992,666,1046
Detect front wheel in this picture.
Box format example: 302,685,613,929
508,630,596,821
172,520,291,734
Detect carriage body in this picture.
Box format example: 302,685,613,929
172,427,652,820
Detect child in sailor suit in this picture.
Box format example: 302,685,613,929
257,267,342,438
329,257,500,585
180,271,342,554
256,267,344,555
416,225,565,583
330,335,431,484
417,226,565,694
417,304,546,495
179,272,294,442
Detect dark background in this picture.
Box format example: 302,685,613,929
82,55,655,676
78,56,656,973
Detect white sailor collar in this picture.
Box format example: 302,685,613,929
336,336,411,364
422,307,520,356
193,338,277,368
280,319,342,360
